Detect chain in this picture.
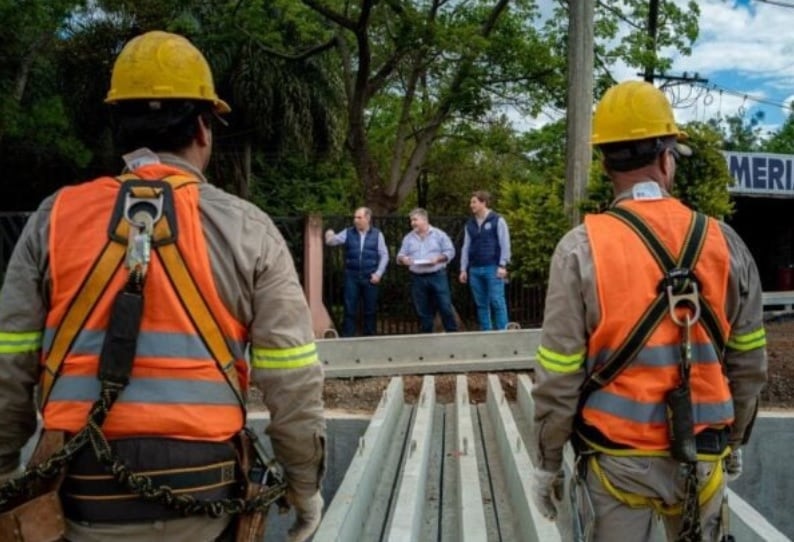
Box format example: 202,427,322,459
674,314,702,542
677,462,703,541
1,383,286,516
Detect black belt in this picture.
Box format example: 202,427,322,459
61,437,241,522
63,460,237,498
411,269,443,276
575,423,729,456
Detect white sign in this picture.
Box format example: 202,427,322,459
723,151,794,197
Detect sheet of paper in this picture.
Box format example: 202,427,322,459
412,259,434,265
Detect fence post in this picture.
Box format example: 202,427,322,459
304,213,336,338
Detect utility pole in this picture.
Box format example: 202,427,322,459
564,0,595,225
644,0,660,83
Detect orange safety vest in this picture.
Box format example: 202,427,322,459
582,198,733,450
42,163,248,441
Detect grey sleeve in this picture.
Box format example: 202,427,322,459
460,230,470,271
0,197,55,473
376,232,389,277
720,223,768,447
531,227,590,472
497,217,511,266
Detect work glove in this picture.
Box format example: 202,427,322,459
724,448,743,482
287,490,324,542
531,468,565,521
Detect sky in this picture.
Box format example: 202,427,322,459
516,0,794,135
659,0,794,133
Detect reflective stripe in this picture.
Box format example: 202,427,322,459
588,342,720,370
251,342,318,369
49,376,239,405
0,331,42,354
726,327,766,352
586,390,735,425
536,345,585,373
42,328,245,361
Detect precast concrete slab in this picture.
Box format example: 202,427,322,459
386,376,436,542
316,329,541,377
314,374,790,542
454,374,488,542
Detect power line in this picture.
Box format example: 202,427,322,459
755,0,794,8
694,82,794,113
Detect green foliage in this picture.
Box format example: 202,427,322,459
247,156,356,217
500,178,569,283
672,122,734,219
706,112,766,152
766,112,794,155
584,121,734,220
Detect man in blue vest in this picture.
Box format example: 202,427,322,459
459,191,511,330
325,207,389,336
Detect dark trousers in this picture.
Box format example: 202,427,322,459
410,270,457,333
343,272,379,336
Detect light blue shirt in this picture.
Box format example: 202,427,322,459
397,227,455,274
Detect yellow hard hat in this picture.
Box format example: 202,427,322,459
591,80,682,146
105,31,230,114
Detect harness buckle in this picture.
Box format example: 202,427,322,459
662,268,700,327
123,189,164,279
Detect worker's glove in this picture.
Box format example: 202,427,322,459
724,448,743,482
0,465,23,485
531,468,564,521
287,490,324,542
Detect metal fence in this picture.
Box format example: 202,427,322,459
0,212,546,333
322,215,545,333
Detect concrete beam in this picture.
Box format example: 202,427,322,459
386,376,436,542
314,377,405,542
454,375,488,542
318,329,541,378
486,374,560,542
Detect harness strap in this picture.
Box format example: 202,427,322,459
40,174,247,409
40,223,128,407
582,207,712,395
588,453,725,516
152,216,245,407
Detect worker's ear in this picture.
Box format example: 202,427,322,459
196,114,211,147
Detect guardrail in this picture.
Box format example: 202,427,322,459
763,290,794,315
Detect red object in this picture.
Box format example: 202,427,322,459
777,266,794,291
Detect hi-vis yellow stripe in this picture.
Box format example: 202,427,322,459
726,327,767,352
0,331,43,354
252,342,319,369
537,345,586,373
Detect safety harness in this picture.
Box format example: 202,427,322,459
576,206,729,542
0,174,284,518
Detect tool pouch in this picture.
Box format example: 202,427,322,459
666,384,698,463
0,431,66,542
99,290,143,386
233,431,273,542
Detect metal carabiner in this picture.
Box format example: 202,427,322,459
666,280,701,327
123,189,164,230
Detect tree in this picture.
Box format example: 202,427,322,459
706,111,766,152
298,0,563,214
766,111,794,155
584,121,734,220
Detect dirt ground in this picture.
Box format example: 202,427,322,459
320,319,794,413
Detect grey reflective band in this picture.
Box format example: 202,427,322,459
585,390,734,425
49,376,240,405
